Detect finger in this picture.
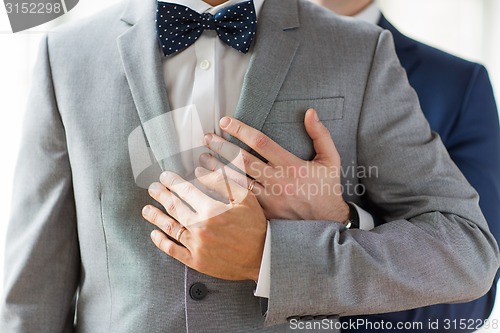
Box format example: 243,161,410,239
218,116,301,166
195,167,250,204
203,133,272,182
159,171,217,212
148,182,196,223
199,153,248,186
304,109,340,165
199,153,265,196
151,230,192,265
191,177,227,202
142,205,192,246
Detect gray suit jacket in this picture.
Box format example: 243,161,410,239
1,0,498,332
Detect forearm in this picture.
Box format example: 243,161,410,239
265,211,498,325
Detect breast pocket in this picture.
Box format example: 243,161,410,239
262,97,344,160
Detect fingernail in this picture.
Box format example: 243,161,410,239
313,109,320,122
200,153,211,163
151,230,159,243
160,172,169,183
219,117,231,129
149,182,163,193
204,134,212,145
195,167,206,176
142,205,152,217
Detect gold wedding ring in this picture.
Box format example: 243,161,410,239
176,226,187,243
248,179,256,192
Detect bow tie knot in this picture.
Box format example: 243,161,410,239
201,13,217,30
156,1,257,56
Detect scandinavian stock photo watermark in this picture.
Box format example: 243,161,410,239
247,163,378,199
288,317,499,331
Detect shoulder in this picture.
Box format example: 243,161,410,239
46,3,126,55
381,17,487,86
407,35,491,108
297,0,382,34
295,0,387,58
413,39,483,77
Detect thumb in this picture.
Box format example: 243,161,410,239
304,109,340,165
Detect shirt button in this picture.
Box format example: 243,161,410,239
189,283,208,300
200,60,211,70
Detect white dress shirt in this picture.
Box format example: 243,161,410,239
354,1,381,24
158,0,272,296
159,0,373,299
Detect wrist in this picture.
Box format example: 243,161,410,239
250,267,260,282
338,201,350,225
344,201,360,229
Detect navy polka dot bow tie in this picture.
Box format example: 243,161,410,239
156,1,257,56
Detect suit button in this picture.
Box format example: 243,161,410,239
189,283,208,300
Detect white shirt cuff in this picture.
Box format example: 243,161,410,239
254,221,271,298
351,202,375,230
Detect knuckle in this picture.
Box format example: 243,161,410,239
149,209,159,223
169,177,179,188
164,173,180,188
319,124,331,136
254,134,268,149
204,154,216,170
177,182,192,195
164,242,174,256
158,191,169,204
211,140,224,153
162,220,174,235
167,200,176,215
241,152,252,168
217,141,225,153
196,226,211,242
234,123,243,135
157,236,165,251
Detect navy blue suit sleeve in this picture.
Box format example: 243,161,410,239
341,65,500,333
446,65,500,240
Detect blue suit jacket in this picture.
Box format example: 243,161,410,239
342,16,500,333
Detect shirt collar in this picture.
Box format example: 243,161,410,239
158,0,265,16
354,1,381,25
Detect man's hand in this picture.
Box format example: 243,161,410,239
201,108,349,222
142,171,267,281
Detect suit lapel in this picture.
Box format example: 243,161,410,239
117,0,183,173
117,0,300,163
229,0,300,150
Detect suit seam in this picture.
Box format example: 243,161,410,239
449,64,482,143
45,34,67,131
100,193,113,333
355,30,381,175
58,192,79,331
45,33,81,330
